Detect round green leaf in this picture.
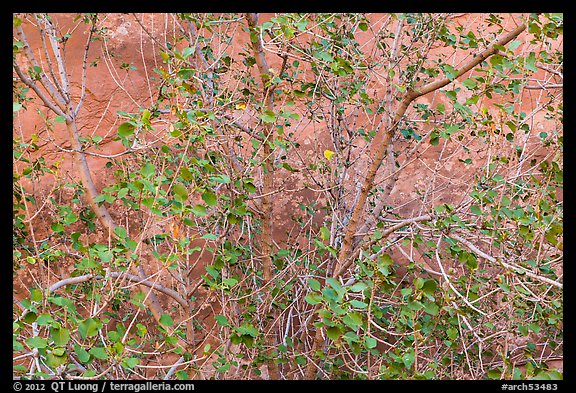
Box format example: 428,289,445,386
141,163,156,178
326,326,342,341
172,184,189,203
89,347,109,360
26,336,47,349
215,315,230,327
159,313,174,327
78,317,101,339
118,122,135,137
365,336,377,349
191,204,207,216
202,190,217,206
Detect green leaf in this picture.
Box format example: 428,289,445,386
202,190,217,206
407,298,423,311
326,277,344,294
421,279,438,295
26,337,47,349
244,181,257,193
313,50,333,63
114,226,127,239
142,109,151,122
422,301,439,315
53,115,66,123
36,314,54,326
402,350,415,369
308,278,321,292
215,315,230,327
64,212,79,225
122,357,139,369
51,327,70,346
89,347,109,360
350,299,368,309
319,226,330,241
13,337,24,352
525,51,537,72
74,344,90,363
52,347,66,357
470,205,482,215
22,312,37,324
223,277,238,287
191,204,207,216
180,167,193,181
342,312,363,330
78,318,101,339
465,95,479,105
118,122,135,138
172,184,189,203
305,292,322,305
358,22,368,31
365,336,377,349
126,239,137,251
446,327,459,340
141,163,156,178
462,78,478,90
46,351,67,368
528,323,541,334
282,162,299,172
159,313,174,327
181,47,195,59
96,250,112,263
51,222,65,233
30,289,43,303
465,253,478,271
237,323,258,337
260,110,277,123
136,323,147,337
178,68,194,79
518,325,529,336
508,39,521,51
349,282,369,292
211,174,231,184
441,64,458,81
326,326,342,340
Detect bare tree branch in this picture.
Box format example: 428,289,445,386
245,12,280,380
335,23,526,275
48,271,189,310
451,234,562,289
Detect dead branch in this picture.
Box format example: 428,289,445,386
451,234,562,289
48,271,189,310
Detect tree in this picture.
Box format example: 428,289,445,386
13,12,563,380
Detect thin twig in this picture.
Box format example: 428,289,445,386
435,235,487,316
450,234,562,289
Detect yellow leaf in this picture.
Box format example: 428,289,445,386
170,221,181,240
235,102,246,110
324,149,335,160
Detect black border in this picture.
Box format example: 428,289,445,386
8,5,570,390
